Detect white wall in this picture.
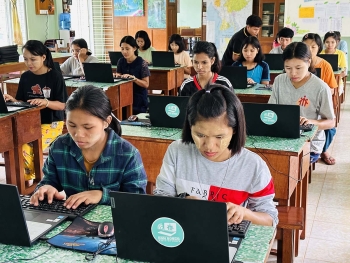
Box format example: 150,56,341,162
177,0,202,28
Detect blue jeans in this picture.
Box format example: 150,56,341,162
322,128,336,152
310,152,320,163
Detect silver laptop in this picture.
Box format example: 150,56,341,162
0,184,67,246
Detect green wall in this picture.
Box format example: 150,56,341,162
25,1,63,42
177,0,202,28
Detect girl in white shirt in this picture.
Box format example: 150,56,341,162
168,34,192,79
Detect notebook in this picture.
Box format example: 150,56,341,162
108,51,123,66
242,102,301,138
263,54,284,70
110,192,241,263
148,95,190,128
219,66,256,89
0,184,67,247
0,91,35,113
83,63,123,83
318,54,339,71
152,51,179,67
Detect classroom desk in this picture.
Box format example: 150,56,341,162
0,107,43,194
0,113,17,186
4,78,134,121
235,84,272,103
0,53,70,75
0,205,276,263
148,66,185,95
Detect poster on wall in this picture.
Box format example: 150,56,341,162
114,0,144,17
148,0,166,28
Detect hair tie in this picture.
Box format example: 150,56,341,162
206,90,210,93
303,33,308,39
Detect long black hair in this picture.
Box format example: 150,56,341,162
66,85,121,136
22,40,54,70
168,34,186,53
135,30,152,50
193,41,221,73
237,36,264,63
182,84,246,155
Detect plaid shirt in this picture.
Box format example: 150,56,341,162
35,129,147,205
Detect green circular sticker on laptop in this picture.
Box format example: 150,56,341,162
165,103,180,118
151,217,184,248
260,110,277,125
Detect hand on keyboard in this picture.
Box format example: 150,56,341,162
64,190,103,209
300,123,314,131
30,185,65,206
228,220,251,238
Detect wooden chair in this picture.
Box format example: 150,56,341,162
272,206,304,263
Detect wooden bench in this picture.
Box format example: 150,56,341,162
273,206,304,263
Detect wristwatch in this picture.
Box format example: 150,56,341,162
177,192,190,198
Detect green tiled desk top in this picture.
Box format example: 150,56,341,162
122,124,318,154
0,205,275,263
234,84,272,96
3,78,133,90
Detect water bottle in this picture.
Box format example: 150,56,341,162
59,13,71,30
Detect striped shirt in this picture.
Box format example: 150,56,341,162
35,129,147,205
179,73,233,96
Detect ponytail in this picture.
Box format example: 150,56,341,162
210,42,221,73
110,113,122,136
45,48,55,70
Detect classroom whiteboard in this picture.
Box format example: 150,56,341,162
285,0,350,37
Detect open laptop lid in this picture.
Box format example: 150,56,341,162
110,192,231,263
0,184,67,246
318,54,339,71
83,63,121,83
243,102,300,138
108,51,123,65
0,91,26,113
152,51,176,67
148,95,189,128
219,66,255,89
264,54,284,70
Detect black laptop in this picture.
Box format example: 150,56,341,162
219,66,256,89
243,103,301,138
264,54,284,70
0,91,36,113
110,192,241,263
152,51,179,67
0,184,67,246
318,54,339,71
83,63,123,83
108,51,123,65
148,95,189,128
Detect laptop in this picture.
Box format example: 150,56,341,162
152,51,180,67
0,184,67,246
318,54,339,71
108,51,123,65
53,62,81,79
264,54,284,70
83,63,123,83
219,66,256,89
110,192,240,263
242,102,301,138
148,95,190,128
0,91,36,113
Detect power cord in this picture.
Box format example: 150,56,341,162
85,237,116,261
45,12,49,41
249,136,311,184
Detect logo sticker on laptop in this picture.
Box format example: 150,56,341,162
260,110,277,125
151,217,184,248
165,103,180,118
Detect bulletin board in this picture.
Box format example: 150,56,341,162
285,0,350,37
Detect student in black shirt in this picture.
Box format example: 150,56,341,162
3,40,67,182
222,15,262,66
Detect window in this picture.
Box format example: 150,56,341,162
70,0,114,62
0,0,27,47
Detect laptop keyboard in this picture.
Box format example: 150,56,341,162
20,195,97,220
26,221,52,241
228,220,251,238
6,101,36,108
300,124,314,131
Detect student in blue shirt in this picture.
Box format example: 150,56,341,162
232,36,270,85
30,85,147,208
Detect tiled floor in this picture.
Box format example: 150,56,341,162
1,85,349,262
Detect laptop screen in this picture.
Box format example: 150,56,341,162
219,66,253,89
264,54,284,70
148,95,190,128
317,54,339,71
151,51,176,67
